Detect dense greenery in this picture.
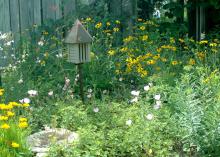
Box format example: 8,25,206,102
0,0,220,157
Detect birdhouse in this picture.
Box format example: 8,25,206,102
64,19,93,64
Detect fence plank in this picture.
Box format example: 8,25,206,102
19,0,34,31
33,0,42,25
9,0,20,42
0,0,11,32
64,0,76,16
42,0,62,21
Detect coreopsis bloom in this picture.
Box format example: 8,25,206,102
131,90,140,96
95,22,102,29
0,88,4,96
139,26,146,30
11,142,20,148
108,50,116,56
19,121,28,128
0,116,8,121
1,123,10,129
113,27,119,32
146,113,154,120
7,111,15,117
19,117,27,122
126,119,132,126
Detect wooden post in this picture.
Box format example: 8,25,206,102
78,63,84,103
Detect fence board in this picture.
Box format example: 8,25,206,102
19,0,34,31
33,0,42,25
9,0,20,42
64,0,76,16
0,0,11,32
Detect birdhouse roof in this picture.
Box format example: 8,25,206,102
65,19,93,44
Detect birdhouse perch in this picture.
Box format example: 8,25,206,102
64,19,93,64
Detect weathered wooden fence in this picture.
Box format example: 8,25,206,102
0,0,76,34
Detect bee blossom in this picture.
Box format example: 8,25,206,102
126,119,132,126
93,107,99,113
146,113,154,120
28,90,38,97
119,77,123,81
19,98,31,104
48,91,53,96
87,93,92,98
130,97,138,103
18,79,23,84
88,89,93,93
144,85,150,91
154,94,161,100
103,90,107,94
38,40,44,46
131,90,140,96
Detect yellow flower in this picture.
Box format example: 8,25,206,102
188,58,195,65
43,31,48,35
19,117,27,122
137,18,143,22
171,61,178,65
179,38,184,43
156,48,162,53
115,20,120,24
11,142,20,148
147,60,156,65
148,149,153,155
113,27,119,32
153,54,160,60
139,26,146,30
161,57,167,62
0,116,8,121
7,111,15,117
120,47,128,52
170,37,175,44
209,43,217,47
19,122,28,128
22,103,30,108
0,88,4,96
8,102,21,107
199,40,208,44
123,36,133,43
95,22,102,29
142,35,148,41
108,50,116,56
1,123,10,129
106,22,111,26
86,17,92,22
115,70,120,74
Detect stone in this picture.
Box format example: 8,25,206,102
27,128,79,157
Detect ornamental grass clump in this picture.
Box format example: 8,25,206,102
0,88,32,157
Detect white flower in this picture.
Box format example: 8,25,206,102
119,77,123,81
130,97,138,103
156,100,162,106
148,83,153,87
65,78,70,84
93,107,99,113
87,93,92,98
146,113,154,120
126,119,132,126
154,94,161,100
48,91,53,96
103,90,107,94
144,85,150,91
19,98,31,104
88,88,93,93
131,90,140,96
56,53,63,58
0,47,3,51
38,40,44,46
28,90,38,97
18,79,23,84
130,80,134,83
153,104,160,110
